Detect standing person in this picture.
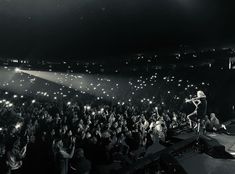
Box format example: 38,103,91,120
5,138,27,174
54,137,76,174
0,144,9,174
186,90,207,134
70,148,91,174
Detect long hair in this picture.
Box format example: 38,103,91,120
197,90,206,98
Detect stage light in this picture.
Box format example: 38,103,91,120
15,67,21,73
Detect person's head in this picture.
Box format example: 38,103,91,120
91,137,97,144
86,132,91,139
56,113,60,118
56,139,64,149
113,122,118,128
51,129,55,136
63,125,68,131
67,130,73,136
116,127,122,134
197,90,206,98
13,138,21,148
132,116,137,122
210,113,216,119
126,130,132,137
76,148,85,158
79,119,84,125
102,131,110,138
0,144,5,155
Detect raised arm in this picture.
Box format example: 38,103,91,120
20,145,27,158
60,137,76,159
60,145,75,159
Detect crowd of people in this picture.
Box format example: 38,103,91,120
0,92,192,174
0,89,226,174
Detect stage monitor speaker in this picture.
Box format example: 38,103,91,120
200,135,229,158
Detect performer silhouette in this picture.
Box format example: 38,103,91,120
186,91,207,135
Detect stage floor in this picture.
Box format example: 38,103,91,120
172,132,235,173
174,133,235,174
177,152,235,174
172,130,235,156
207,133,235,155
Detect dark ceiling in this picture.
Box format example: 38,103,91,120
0,0,234,60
